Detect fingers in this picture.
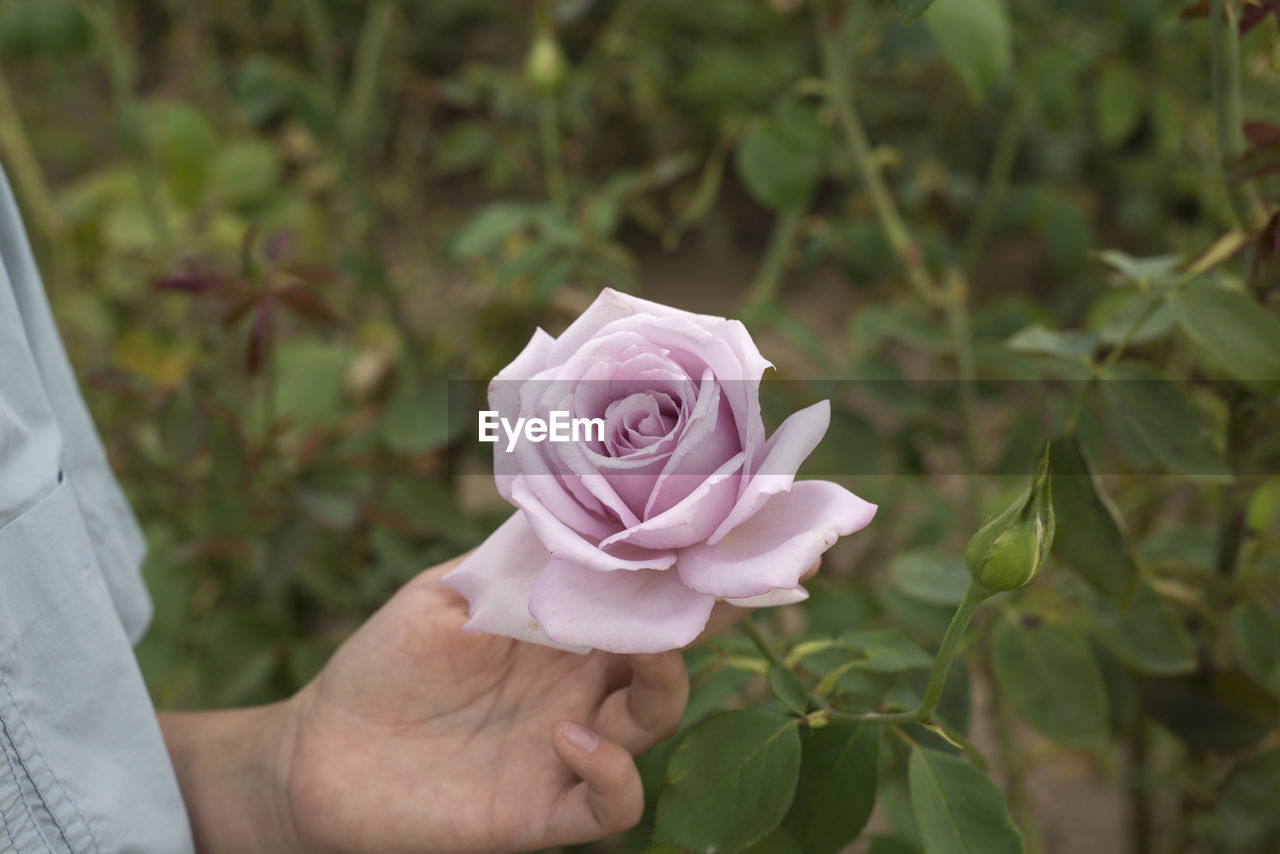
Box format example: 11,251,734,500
691,558,823,645
594,651,688,754
548,722,645,845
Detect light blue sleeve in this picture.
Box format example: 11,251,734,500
0,163,195,852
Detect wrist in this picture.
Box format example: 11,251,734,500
158,698,303,854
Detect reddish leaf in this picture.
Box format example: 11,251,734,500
1244,121,1280,147
1240,0,1280,32
279,264,341,285
1228,140,1280,183
151,272,238,295
1181,0,1279,32
221,289,262,329
245,299,274,376
276,285,340,325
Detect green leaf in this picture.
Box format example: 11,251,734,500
146,101,219,205
1142,670,1278,752
908,746,1024,854
275,340,350,431
381,379,452,456
924,0,1012,105
841,628,936,673
210,140,282,208
1228,601,1280,689
735,102,826,211
1167,285,1280,391
1048,434,1139,602
654,710,802,854
767,666,810,715
1088,290,1175,346
990,614,1109,748
1081,580,1197,676
1090,250,1182,289
1216,748,1280,853
452,203,537,258
1098,362,1229,479
1005,325,1097,363
1094,65,1143,148
891,0,938,23
0,0,88,59
785,723,880,854
891,551,971,607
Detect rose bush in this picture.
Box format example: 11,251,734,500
443,288,876,653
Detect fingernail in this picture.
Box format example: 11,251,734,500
564,721,599,753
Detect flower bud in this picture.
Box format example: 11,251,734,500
966,447,1054,592
525,28,565,95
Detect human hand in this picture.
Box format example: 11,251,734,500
284,554,783,853
163,553,812,854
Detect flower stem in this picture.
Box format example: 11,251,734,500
812,0,938,306
740,618,786,670
1209,0,1267,231
917,579,989,720
743,205,804,318
828,579,991,726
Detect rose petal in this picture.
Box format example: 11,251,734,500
440,512,589,653
529,560,715,653
645,370,741,517
511,475,677,571
709,400,831,544
600,452,745,551
725,586,811,607
677,480,877,598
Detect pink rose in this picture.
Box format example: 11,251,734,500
442,289,876,653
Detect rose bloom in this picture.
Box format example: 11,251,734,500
443,289,876,653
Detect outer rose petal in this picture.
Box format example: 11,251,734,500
709,400,832,544
511,475,677,571
726,587,811,607
677,480,877,599
529,560,716,653
440,512,589,653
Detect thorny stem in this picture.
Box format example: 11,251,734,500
812,0,937,307
813,0,985,520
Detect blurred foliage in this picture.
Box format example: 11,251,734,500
3,0,1280,851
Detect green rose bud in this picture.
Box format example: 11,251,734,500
966,446,1055,592
525,27,565,95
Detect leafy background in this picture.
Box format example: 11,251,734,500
2,0,1279,851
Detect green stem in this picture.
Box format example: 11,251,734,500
1064,295,1159,432
1209,0,1267,230
962,98,1025,273
300,0,339,98
341,1,394,165
943,270,982,528
538,94,569,215
830,579,991,725
743,206,804,317
812,0,938,306
740,618,786,670
0,70,63,242
917,579,988,720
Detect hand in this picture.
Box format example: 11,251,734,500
164,554,768,854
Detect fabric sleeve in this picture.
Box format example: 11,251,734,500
0,162,195,851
